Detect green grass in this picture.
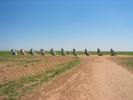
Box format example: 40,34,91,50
116,51,133,56
0,51,11,57
0,59,80,100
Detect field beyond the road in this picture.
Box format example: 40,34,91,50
0,53,80,100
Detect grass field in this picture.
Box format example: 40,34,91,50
0,51,80,100
0,59,80,100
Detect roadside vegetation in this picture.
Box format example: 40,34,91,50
110,57,133,72
0,59,80,100
121,58,133,70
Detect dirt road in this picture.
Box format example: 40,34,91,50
22,56,133,100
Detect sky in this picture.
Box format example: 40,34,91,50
0,0,133,51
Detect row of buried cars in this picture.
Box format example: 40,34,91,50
11,48,116,56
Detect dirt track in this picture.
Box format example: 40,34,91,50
22,56,133,100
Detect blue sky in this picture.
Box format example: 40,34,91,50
0,0,133,51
